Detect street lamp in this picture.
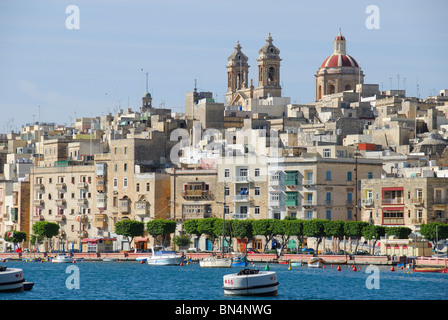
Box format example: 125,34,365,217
354,151,361,221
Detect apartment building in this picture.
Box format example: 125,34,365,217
267,154,383,221
361,177,448,229
29,162,96,251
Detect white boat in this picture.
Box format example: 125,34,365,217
223,268,279,296
307,257,325,268
200,255,232,268
147,250,184,266
52,254,74,263
0,266,25,292
102,257,117,262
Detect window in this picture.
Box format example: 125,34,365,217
368,172,373,179
255,206,260,215
114,164,117,172
290,212,297,219
326,209,331,220
255,187,260,196
326,192,332,205
124,147,127,155
224,169,230,178
146,183,150,192
224,187,229,196
224,206,230,215
136,183,140,192
123,178,128,188
347,209,352,220
326,171,331,181
323,148,331,158
254,168,260,177
124,163,127,172
306,210,313,219
347,171,352,181
239,168,248,177
113,178,118,188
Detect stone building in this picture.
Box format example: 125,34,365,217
360,176,448,230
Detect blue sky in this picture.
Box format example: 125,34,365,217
0,0,447,133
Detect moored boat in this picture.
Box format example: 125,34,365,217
147,250,184,266
223,268,279,296
0,266,24,292
308,257,325,268
232,255,248,267
52,254,74,263
200,255,232,268
413,266,447,273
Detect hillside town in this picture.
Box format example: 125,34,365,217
1,32,448,256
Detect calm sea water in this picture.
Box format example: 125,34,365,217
1,260,447,300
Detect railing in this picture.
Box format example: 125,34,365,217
233,194,249,201
303,180,314,186
361,198,374,206
233,176,251,183
232,213,248,220
303,200,315,207
382,198,403,204
182,190,211,198
434,197,447,205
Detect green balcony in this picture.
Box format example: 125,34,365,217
285,171,298,186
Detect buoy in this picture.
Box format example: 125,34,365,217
140,260,144,264
400,266,403,269
73,260,76,264
352,266,357,272
288,260,291,270
323,265,326,269
390,266,395,272
331,264,333,267
180,262,184,266
264,263,270,271
337,265,341,271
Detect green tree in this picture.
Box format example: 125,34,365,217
385,226,412,239
197,218,220,251
232,219,253,252
287,219,305,251
173,235,191,250
114,220,144,249
32,221,60,252
212,218,233,252
146,219,177,248
183,219,202,250
344,221,369,253
4,231,27,251
303,219,327,253
252,219,275,252
419,223,448,252
362,225,386,254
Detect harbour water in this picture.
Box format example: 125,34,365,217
1,260,447,301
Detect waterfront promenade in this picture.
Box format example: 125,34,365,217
1,252,446,267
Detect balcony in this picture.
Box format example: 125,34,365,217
411,198,424,206
56,183,66,192
93,214,107,229
303,180,315,187
361,198,374,207
182,204,212,219
55,214,66,222
77,198,88,207
33,199,44,207
34,184,44,193
303,200,316,208
78,182,88,190
96,176,106,193
285,199,298,207
33,214,45,221
324,200,333,206
284,171,298,187
119,200,130,213
434,197,447,205
135,201,148,216
346,200,354,206
55,199,66,207
233,194,249,202
233,176,251,183
232,213,248,220
182,189,211,200
382,198,404,205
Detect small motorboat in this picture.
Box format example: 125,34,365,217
102,257,117,262
200,255,232,268
307,257,325,268
136,256,149,262
147,250,184,266
0,266,24,292
223,268,279,296
232,255,248,267
52,254,74,263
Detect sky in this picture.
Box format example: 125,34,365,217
0,0,447,133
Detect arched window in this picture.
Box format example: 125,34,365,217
329,84,335,94
268,67,275,82
318,85,322,100
345,84,351,91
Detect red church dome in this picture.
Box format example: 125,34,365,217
320,53,359,68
